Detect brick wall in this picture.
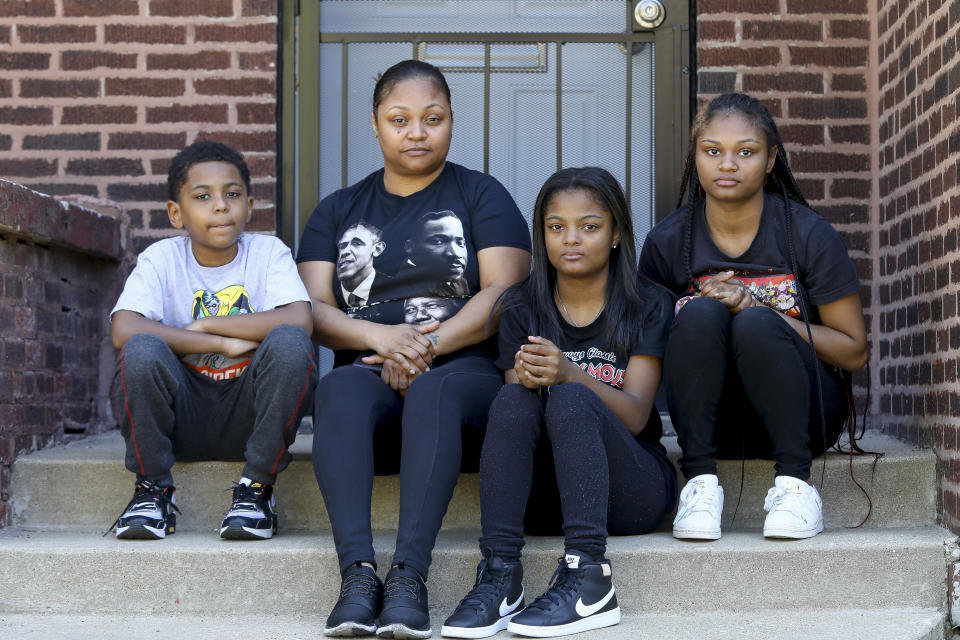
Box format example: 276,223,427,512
874,0,960,530
0,179,129,527
0,0,280,253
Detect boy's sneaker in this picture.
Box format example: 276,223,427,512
219,480,278,540
441,555,524,638
324,561,383,637
506,551,620,638
376,562,431,639
672,473,723,540
763,475,823,539
108,480,179,540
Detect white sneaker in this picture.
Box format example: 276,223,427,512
672,474,723,540
763,476,823,539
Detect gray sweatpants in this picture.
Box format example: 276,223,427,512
112,324,317,486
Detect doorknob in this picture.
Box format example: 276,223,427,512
633,0,666,30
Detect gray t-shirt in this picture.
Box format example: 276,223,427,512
111,233,310,380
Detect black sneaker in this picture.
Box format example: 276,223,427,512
324,561,383,637
219,481,278,540
376,562,431,639
441,555,524,638
506,551,620,638
107,480,179,540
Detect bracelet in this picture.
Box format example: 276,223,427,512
428,333,439,350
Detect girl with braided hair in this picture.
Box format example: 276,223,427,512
638,93,867,541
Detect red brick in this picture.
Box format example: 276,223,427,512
246,206,276,232
779,124,825,146
796,178,824,201
61,50,137,71
149,0,233,17
147,51,231,71
150,158,172,176
242,0,276,16
108,132,186,150
0,135,11,151
831,73,867,92
66,158,145,177
0,107,53,125
0,26,9,44
791,151,870,172
788,97,867,119
0,52,50,70
20,79,100,99
23,133,100,151
194,77,275,97
0,1,56,17
743,72,823,93
237,102,275,125
831,178,871,199
786,0,867,12
106,183,167,202
743,20,823,41
698,71,737,94
0,159,57,177
830,124,871,144
238,51,277,71
105,24,186,44
195,24,275,43
698,20,736,41
18,25,97,43
146,104,229,124
829,19,870,39
105,77,185,97
245,154,276,177
698,0,779,13
0,80,10,99
63,0,138,15
62,105,137,125
195,131,275,152
790,46,868,67
698,47,781,68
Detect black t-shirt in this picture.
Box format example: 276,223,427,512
638,192,861,323
495,284,673,451
297,162,531,366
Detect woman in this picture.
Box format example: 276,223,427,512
296,60,531,639
441,167,676,639
639,93,867,541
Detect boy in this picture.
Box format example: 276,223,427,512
108,141,317,540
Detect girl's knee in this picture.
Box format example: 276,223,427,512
671,297,730,335
730,305,791,350
543,383,598,430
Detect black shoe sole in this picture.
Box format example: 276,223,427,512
219,523,276,540
116,523,170,539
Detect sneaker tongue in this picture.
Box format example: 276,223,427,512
563,553,581,569
775,476,803,491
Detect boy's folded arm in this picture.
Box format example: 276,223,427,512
186,301,313,341
111,309,232,355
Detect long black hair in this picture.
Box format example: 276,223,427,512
679,93,876,522
496,167,658,359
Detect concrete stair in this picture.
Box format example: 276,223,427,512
0,428,954,639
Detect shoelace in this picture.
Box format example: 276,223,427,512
225,482,268,514
524,559,582,612
384,566,423,601
338,563,379,600
763,486,810,521
103,480,180,536
673,480,720,526
453,561,507,612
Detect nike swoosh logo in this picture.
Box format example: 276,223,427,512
575,586,615,617
499,589,524,617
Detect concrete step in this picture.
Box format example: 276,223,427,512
0,526,953,616
0,608,946,640
11,430,935,531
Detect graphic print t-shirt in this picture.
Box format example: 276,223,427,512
638,192,861,323
494,285,673,450
296,162,531,366
111,234,310,380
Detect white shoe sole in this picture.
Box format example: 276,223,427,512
324,621,378,636
764,520,823,539
116,523,166,539
441,612,517,638
673,526,720,540
507,607,620,638
375,623,432,639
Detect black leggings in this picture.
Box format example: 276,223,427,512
664,298,848,481
312,356,503,580
477,383,676,561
